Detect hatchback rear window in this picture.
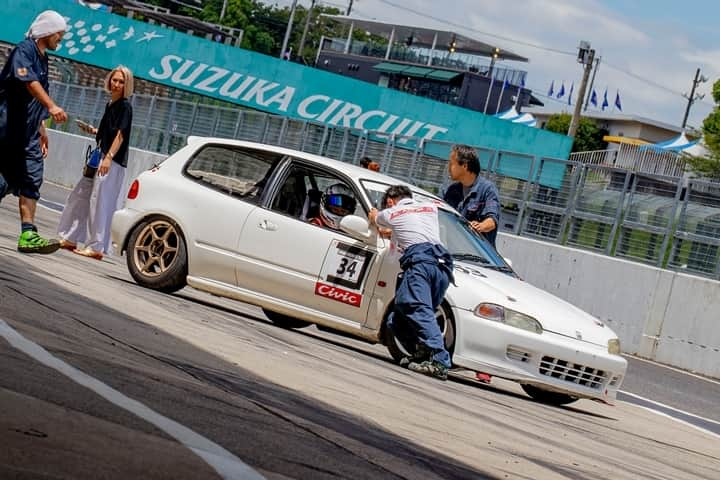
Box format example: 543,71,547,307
185,145,283,203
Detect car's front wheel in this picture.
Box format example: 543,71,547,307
384,302,455,363
126,217,187,293
521,384,579,406
263,309,311,329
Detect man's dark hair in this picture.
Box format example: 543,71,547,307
451,144,481,175
382,185,412,208
359,156,372,168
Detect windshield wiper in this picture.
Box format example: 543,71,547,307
481,265,515,273
452,253,491,264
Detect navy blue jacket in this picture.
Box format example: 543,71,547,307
442,176,501,247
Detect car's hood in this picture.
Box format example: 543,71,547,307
450,262,616,347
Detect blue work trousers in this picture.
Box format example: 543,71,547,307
388,243,453,368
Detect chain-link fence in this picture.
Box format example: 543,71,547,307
48,82,720,279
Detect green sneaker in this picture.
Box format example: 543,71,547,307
408,360,449,381
17,230,61,254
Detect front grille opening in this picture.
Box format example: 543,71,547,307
506,345,532,363
539,356,608,389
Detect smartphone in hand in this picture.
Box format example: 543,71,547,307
75,119,93,133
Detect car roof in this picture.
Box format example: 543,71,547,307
187,136,443,200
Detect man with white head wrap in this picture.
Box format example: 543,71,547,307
0,10,68,254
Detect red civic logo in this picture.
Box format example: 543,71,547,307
315,282,362,307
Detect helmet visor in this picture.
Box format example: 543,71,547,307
325,193,356,215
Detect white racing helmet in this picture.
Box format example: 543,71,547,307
319,183,357,229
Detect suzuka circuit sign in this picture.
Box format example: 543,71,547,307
0,0,573,161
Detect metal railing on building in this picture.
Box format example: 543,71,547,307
48,81,720,280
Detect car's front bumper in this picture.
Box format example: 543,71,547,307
452,308,627,403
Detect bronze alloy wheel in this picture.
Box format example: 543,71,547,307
131,220,181,277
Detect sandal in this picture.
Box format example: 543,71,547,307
72,247,103,261
59,239,77,251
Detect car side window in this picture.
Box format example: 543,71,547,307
185,145,283,204
269,165,365,229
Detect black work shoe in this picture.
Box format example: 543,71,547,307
399,344,431,368
408,360,449,380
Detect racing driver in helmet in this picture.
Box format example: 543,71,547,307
310,183,357,230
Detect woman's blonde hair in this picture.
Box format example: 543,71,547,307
104,65,134,98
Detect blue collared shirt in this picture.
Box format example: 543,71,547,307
442,176,501,247
0,38,49,143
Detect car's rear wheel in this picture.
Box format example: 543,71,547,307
384,302,455,363
263,309,311,329
521,384,579,406
127,217,187,293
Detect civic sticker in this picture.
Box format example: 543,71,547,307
318,240,374,291
315,282,362,307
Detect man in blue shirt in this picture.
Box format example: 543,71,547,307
0,10,68,253
442,144,501,248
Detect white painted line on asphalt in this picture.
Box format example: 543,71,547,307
619,390,720,426
625,403,720,441
625,355,720,386
37,202,62,214
0,318,264,480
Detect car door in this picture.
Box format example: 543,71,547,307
235,163,382,327
181,143,283,286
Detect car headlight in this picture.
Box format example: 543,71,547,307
474,303,543,334
608,338,621,355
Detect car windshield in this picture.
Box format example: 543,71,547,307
361,180,511,271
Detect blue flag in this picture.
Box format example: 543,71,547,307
557,82,565,99
590,89,598,107
615,90,622,111
568,83,574,105
547,80,554,97
602,88,609,111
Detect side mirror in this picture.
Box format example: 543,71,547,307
339,215,372,242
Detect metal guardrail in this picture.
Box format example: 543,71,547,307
48,82,720,280
570,143,687,177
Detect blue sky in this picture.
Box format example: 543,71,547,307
274,0,720,132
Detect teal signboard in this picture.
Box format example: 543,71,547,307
1,0,572,162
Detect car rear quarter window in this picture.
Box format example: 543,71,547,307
185,145,283,203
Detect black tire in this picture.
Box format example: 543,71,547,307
384,302,455,363
521,384,579,406
263,309,311,329
126,217,187,293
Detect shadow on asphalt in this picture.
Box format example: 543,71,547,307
1,254,498,479
170,284,617,421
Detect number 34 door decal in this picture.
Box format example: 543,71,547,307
315,240,375,307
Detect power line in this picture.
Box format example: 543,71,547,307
375,0,576,56
368,0,716,111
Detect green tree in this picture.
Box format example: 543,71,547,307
544,113,608,153
686,78,720,179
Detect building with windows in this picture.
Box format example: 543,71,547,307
314,15,542,116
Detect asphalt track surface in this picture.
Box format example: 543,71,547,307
0,186,718,479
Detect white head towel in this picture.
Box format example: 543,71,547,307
26,10,67,39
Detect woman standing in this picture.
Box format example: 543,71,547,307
58,65,133,260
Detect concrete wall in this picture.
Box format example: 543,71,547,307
499,233,720,378
45,130,167,200
42,130,719,378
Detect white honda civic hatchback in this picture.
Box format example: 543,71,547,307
111,137,626,405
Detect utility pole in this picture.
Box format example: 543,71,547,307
682,68,708,129
280,0,299,59
346,0,354,16
583,55,601,111
567,41,594,138
297,0,316,62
